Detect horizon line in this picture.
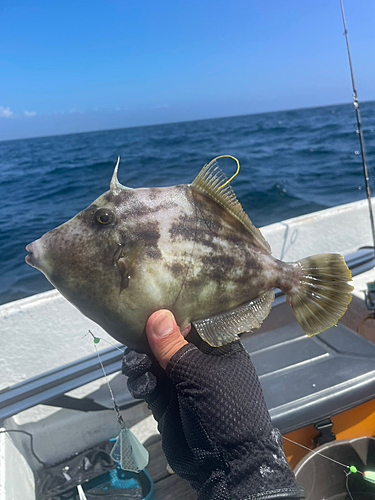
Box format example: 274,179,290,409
1,99,374,144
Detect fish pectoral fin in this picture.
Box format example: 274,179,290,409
191,159,271,253
192,289,275,347
116,240,145,291
119,274,130,292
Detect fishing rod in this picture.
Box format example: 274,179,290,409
283,11,375,496
339,0,375,324
339,0,375,261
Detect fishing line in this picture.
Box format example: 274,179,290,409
86,331,149,473
92,337,122,423
82,330,125,353
345,470,354,500
283,436,356,471
283,434,375,497
0,332,138,473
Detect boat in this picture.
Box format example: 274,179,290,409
1,196,374,499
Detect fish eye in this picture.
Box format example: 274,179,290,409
95,208,115,226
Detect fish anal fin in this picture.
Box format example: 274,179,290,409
193,289,275,347
191,160,271,253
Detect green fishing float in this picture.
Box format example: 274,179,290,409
348,465,375,484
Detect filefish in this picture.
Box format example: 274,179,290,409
25,157,353,350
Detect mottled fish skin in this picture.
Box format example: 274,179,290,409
171,186,281,320
26,181,296,349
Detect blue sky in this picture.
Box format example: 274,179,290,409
1,0,374,140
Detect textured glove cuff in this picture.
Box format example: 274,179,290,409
242,488,306,500
194,430,306,500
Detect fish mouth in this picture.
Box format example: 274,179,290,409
25,241,40,268
25,237,53,277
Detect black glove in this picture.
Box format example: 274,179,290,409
123,340,305,500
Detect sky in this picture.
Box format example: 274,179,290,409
1,0,374,141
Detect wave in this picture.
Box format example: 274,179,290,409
1,101,375,304
240,183,328,227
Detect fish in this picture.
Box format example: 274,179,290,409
25,157,354,350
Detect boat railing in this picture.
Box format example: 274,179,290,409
1,246,374,425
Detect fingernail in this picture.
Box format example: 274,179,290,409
152,310,175,338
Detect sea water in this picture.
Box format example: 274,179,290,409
1,102,374,305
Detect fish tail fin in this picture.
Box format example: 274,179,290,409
287,254,353,336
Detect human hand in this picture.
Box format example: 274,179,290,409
123,310,305,500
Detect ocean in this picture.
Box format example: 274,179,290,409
1,102,374,306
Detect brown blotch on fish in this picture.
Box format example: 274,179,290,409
200,238,218,250
128,199,178,218
169,214,197,242
133,222,162,259
169,262,186,277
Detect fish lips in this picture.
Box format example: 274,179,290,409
25,239,46,271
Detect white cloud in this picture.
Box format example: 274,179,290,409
24,110,37,117
0,106,13,118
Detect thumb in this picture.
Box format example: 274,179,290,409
146,310,188,370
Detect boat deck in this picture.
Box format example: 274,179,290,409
146,438,196,499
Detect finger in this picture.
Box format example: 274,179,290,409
146,310,188,370
122,348,152,378
127,371,157,399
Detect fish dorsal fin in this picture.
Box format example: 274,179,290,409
193,290,275,347
191,158,271,253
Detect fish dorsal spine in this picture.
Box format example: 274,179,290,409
110,157,133,194
191,159,271,253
